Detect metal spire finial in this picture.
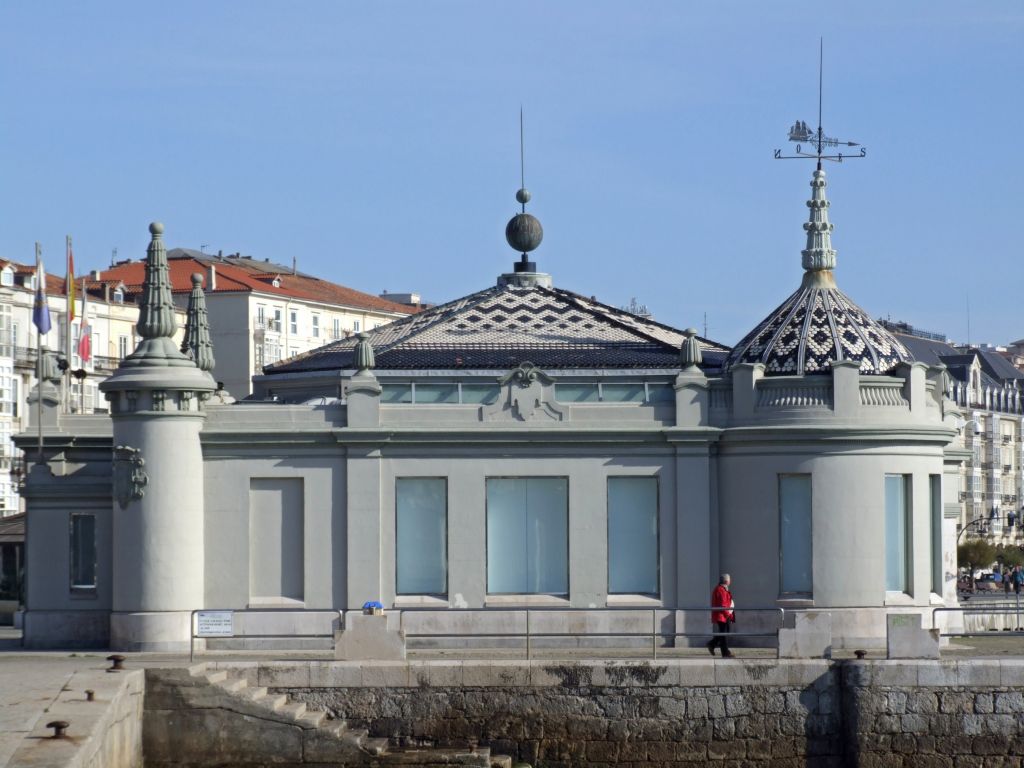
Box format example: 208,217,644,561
773,40,867,166
505,108,543,270
516,107,531,211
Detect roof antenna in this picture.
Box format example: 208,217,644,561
774,38,867,166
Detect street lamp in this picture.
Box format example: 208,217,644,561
958,517,989,544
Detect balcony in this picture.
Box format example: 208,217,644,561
253,317,282,334
12,346,37,369
93,355,121,371
1005,465,1014,473
1004,435,1013,445
959,492,968,502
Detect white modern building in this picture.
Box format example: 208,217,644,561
17,166,964,652
95,250,417,398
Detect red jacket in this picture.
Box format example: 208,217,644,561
711,584,734,624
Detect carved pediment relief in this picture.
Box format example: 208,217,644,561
481,362,568,423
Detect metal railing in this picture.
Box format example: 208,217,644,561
397,606,786,660
933,595,1024,638
189,608,343,662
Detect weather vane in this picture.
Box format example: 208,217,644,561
773,40,866,166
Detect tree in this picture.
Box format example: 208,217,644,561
996,545,1024,570
958,539,998,587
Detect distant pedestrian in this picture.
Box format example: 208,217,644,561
1005,570,1013,594
707,573,735,658
1014,566,1024,595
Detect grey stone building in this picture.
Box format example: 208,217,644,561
16,168,963,652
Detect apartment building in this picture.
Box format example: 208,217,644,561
96,250,417,397
0,257,186,515
887,321,1024,544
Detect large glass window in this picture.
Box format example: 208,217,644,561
607,477,659,594
414,383,458,404
885,474,911,593
779,474,813,595
396,478,447,595
602,384,646,403
555,383,599,402
487,478,568,595
70,513,96,592
930,475,942,595
460,384,500,405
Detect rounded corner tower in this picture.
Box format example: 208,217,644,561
99,221,216,652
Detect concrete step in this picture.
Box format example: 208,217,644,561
241,686,269,701
361,736,390,755
186,663,209,677
276,700,307,719
296,708,327,728
336,725,368,742
203,670,228,684
262,693,288,709
490,756,513,768
382,746,493,765
217,677,249,693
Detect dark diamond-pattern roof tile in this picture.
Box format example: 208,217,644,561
264,283,729,374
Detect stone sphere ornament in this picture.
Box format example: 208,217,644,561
505,212,543,254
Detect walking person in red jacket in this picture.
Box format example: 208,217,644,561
707,573,735,658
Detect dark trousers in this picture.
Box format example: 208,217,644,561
709,621,731,652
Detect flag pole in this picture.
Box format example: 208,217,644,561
35,242,44,465
80,276,87,411
65,235,73,413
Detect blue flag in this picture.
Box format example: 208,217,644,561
32,253,51,335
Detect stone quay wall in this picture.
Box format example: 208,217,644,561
230,659,1024,767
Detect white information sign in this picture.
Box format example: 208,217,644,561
196,611,234,637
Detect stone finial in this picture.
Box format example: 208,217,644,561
680,328,703,369
354,333,375,372
38,345,62,384
801,168,837,272
123,222,193,367
137,222,177,338
181,273,216,373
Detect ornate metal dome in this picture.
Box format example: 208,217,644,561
725,168,912,376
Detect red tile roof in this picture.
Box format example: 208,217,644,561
94,255,417,315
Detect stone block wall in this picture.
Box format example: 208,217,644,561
252,659,1024,767
268,659,841,767
843,660,1024,766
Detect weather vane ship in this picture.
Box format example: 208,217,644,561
773,40,867,167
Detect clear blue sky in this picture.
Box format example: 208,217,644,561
1,3,1020,347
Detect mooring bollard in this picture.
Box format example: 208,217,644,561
84,689,95,702
107,654,126,672
854,649,867,659
46,720,70,738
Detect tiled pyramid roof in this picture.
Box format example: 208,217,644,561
725,284,913,376
264,283,729,373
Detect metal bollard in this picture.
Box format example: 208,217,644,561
84,689,95,702
106,654,126,672
46,721,70,738
854,649,867,660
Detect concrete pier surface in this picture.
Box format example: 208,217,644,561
4,629,1024,767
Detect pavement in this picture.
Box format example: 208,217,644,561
1,625,1024,767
